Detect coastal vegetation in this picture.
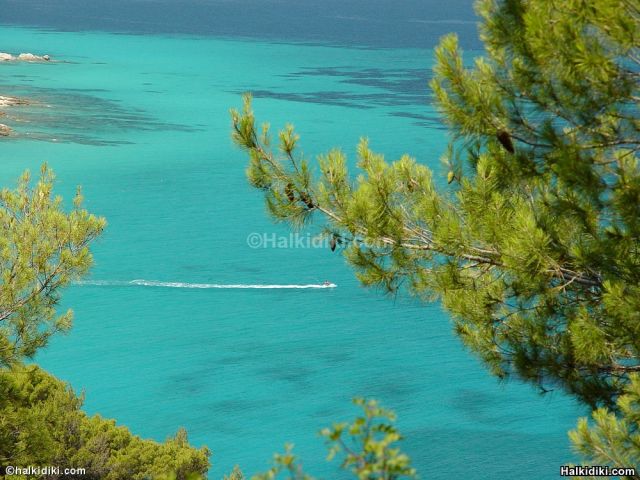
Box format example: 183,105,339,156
0,167,210,479
0,365,210,480
232,0,640,475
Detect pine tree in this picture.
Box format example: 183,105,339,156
0,167,211,477
232,0,640,472
0,165,105,367
570,375,640,479
231,0,640,411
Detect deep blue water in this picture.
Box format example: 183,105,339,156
1,0,482,49
0,3,583,479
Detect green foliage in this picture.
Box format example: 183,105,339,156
0,365,210,479
232,0,640,472
570,374,640,479
321,398,416,480
0,165,106,367
252,443,314,480
0,166,209,478
224,465,246,480
231,0,640,411
252,398,415,480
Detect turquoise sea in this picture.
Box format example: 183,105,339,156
0,8,583,479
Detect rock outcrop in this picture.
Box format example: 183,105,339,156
0,52,51,62
0,95,30,107
0,124,12,136
0,95,30,137
17,53,50,62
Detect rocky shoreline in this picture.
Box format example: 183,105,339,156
0,95,30,107
0,95,32,136
0,53,50,135
0,52,51,62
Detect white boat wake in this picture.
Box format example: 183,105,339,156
74,279,337,289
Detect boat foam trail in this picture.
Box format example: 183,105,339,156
75,280,337,289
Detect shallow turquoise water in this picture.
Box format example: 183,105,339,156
0,26,583,479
